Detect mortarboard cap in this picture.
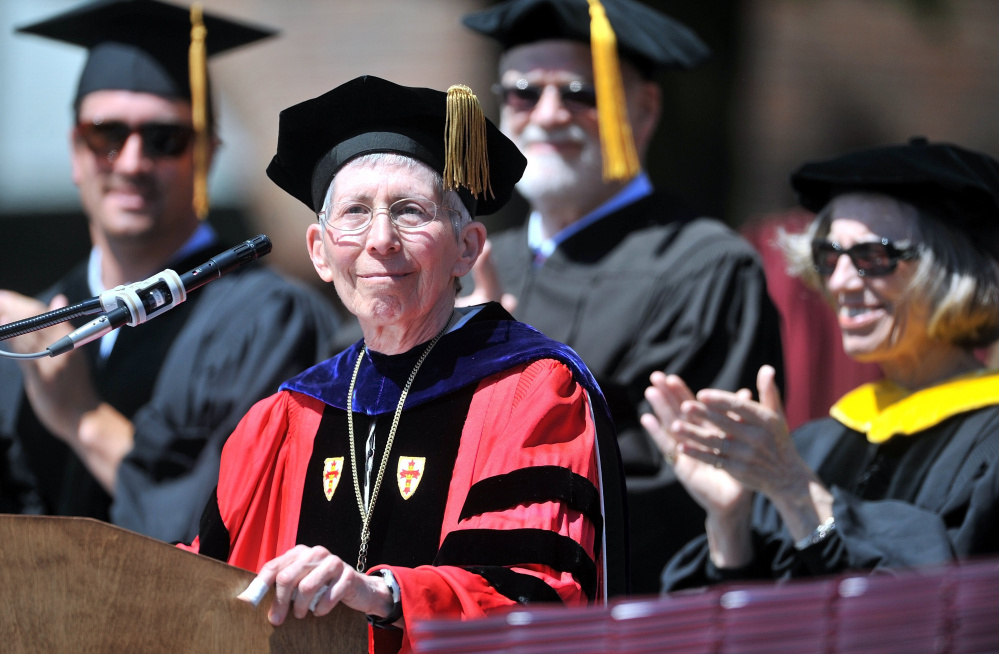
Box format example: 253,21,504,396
790,137,999,260
18,0,275,219
266,75,528,217
461,0,711,77
16,0,275,105
465,0,709,182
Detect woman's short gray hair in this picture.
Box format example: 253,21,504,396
778,195,999,349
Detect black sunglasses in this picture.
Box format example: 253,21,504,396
492,80,598,112
811,238,919,277
77,121,195,162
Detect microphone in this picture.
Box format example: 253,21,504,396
46,235,272,357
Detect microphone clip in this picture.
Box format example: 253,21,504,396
99,269,187,327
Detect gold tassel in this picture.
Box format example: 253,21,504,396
189,3,210,220
587,0,640,182
444,84,493,200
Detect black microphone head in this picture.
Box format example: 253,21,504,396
249,234,273,258
178,236,274,293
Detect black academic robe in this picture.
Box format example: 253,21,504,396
489,191,785,594
0,242,339,543
662,403,999,591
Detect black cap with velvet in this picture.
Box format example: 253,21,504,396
790,137,999,260
16,0,275,105
461,0,711,77
265,75,528,218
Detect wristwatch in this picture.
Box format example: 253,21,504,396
367,568,403,629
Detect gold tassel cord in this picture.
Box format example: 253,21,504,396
189,4,210,219
587,0,640,182
444,84,493,200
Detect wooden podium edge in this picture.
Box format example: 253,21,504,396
0,515,367,653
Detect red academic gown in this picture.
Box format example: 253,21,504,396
182,304,624,653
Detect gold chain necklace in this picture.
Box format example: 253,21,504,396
346,315,452,571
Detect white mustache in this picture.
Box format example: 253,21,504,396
519,124,589,147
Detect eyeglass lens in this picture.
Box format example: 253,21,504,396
323,198,441,233
811,239,916,277
78,121,195,162
495,79,598,112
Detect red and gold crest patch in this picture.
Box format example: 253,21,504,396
322,457,344,501
397,456,426,500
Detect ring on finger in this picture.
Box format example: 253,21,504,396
713,454,724,469
665,449,677,466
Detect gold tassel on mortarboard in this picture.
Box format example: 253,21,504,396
444,84,493,201
189,3,210,220
587,0,640,182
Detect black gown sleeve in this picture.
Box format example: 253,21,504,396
663,409,999,592
110,269,339,543
0,383,45,515
0,283,69,516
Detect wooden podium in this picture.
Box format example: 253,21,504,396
0,515,368,653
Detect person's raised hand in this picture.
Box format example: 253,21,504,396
456,239,517,313
0,291,101,441
690,365,806,499
641,372,752,520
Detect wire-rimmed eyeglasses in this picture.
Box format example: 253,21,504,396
318,197,457,234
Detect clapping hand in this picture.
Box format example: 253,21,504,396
640,370,754,520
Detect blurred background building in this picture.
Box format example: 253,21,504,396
2,0,997,421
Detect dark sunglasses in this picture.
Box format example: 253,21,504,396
811,238,919,277
492,79,598,112
77,121,195,162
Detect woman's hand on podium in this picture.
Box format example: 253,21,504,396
237,545,395,626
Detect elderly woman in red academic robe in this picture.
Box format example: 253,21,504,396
179,75,627,654
644,138,999,591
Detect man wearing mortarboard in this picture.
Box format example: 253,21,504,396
461,0,786,593
0,0,339,544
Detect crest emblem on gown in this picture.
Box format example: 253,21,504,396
397,456,426,500
323,457,344,501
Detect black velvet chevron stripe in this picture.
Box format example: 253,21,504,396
435,528,597,600
463,566,565,605
458,465,604,556
196,487,231,563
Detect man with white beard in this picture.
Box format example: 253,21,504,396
462,0,785,595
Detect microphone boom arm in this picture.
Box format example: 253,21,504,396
0,298,104,342
0,235,273,359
